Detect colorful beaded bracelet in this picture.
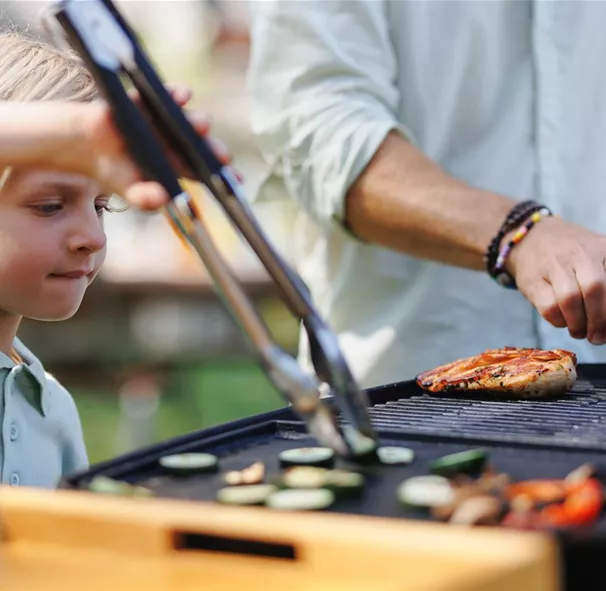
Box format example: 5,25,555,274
492,207,553,289
483,200,544,277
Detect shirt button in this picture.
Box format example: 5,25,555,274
9,424,18,441
10,473,19,486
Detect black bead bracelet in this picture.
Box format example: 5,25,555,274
484,200,550,288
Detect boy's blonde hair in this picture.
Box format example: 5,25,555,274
0,31,99,189
0,31,98,102
0,32,99,364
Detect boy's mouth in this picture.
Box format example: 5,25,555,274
49,269,93,280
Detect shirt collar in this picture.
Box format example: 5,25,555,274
0,340,49,416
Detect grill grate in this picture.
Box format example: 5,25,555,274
366,375,606,450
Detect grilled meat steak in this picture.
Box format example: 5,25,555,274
416,347,577,398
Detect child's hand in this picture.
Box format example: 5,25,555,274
81,84,236,210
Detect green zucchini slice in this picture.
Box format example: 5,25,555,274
430,449,488,477
216,484,277,506
377,446,415,465
326,469,365,498
282,467,330,489
343,425,379,462
278,447,335,468
397,475,454,509
88,475,130,495
266,488,335,511
159,452,219,475
88,475,153,497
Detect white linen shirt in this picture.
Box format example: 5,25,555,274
247,0,606,388
0,338,88,488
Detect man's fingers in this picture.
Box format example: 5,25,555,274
124,181,169,211
574,258,606,345
548,265,587,339
208,137,231,165
187,110,211,137
164,83,192,106
526,277,567,328
127,83,192,108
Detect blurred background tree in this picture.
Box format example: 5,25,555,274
1,0,299,463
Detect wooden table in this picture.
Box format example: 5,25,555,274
0,487,559,591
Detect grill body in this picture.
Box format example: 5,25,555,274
63,364,606,591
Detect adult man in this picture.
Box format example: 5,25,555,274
247,0,606,388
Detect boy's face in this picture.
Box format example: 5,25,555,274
0,168,108,321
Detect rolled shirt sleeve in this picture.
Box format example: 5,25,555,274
247,0,414,227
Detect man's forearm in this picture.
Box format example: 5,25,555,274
0,102,89,174
345,132,517,271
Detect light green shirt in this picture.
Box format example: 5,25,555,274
0,338,88,489
248,0,606,388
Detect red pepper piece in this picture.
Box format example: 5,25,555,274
505,479,567,504
540,478,603,527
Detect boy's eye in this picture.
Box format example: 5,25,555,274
34,202,63,215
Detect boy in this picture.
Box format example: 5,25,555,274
0,32,220,488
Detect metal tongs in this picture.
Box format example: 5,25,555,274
43,0,378,460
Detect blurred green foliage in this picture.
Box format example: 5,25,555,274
74,359,286,464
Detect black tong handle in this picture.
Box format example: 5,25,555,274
53,7,184,199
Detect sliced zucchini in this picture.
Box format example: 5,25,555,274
326,469,365,498
159,452,219,476
282,467,330,489
88,475,130,495
88,475,153,498
430,449,487,477
343,425,379,463
397,475,455,509
216,484,277,506
130,485,155,497
266,488,335,511
279,447,335,468
377,446,415,465
282,467,365,499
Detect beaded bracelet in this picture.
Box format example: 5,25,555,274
492,207,553,289
483,200,544,277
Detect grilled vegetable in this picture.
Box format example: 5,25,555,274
565,463,595,484
448,495,504,526
503,465,604,529
88,475,153,497
326,469,365,498
279,447,335,468
159,452,219,475
505,479,567,504
224,461,265,486
282,467,365,498
377,446,415,465
430,449,487,477
216,484,277,506
398,475,455,509
266,488,335,511
282,467,330,489
343,426,379,462
540,478,604,527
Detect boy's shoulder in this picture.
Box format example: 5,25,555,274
13,337,80,418
13,338,89,478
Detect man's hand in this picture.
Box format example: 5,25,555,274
80,84,233,210
507,216,606,345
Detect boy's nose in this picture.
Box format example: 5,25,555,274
67,213,107,254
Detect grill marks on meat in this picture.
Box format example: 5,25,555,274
416,347,577,399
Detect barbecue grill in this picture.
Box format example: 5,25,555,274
59,363,606,591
